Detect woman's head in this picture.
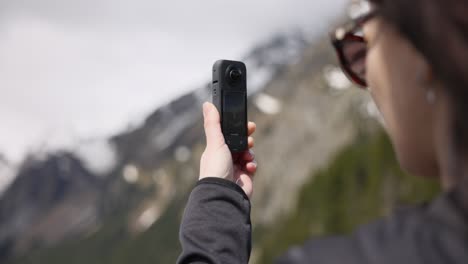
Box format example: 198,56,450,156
333,0,468,203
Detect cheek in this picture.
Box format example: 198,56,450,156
366,43,398,136
365,35,438,177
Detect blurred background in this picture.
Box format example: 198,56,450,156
0,0,440,263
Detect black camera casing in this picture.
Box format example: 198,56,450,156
212,59,248,153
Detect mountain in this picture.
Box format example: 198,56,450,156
0,30,312,263
0,155,15,196
0,25,440,264
0,153,102,258
109,29,309,170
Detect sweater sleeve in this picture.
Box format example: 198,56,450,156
176,177,252,264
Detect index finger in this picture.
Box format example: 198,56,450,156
248,121,256,136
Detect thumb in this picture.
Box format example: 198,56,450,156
203,102,225,149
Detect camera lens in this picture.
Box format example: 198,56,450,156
229,68,242,82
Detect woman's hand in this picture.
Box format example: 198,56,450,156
199,102,257,199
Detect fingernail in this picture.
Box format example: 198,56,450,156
203,102,209,117
236,178,242,186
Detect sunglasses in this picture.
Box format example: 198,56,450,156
331,10,377,88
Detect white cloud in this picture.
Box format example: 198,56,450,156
0,0,347,164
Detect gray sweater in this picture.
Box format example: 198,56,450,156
177,177,468,264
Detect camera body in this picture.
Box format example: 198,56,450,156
212,59,248,153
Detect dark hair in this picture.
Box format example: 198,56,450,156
369,0,468,214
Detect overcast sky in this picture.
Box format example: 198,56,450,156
0,0,347,163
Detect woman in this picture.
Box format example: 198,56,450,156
177,0,468,263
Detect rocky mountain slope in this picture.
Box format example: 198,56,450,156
0,30,316,263
0,16,440,263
